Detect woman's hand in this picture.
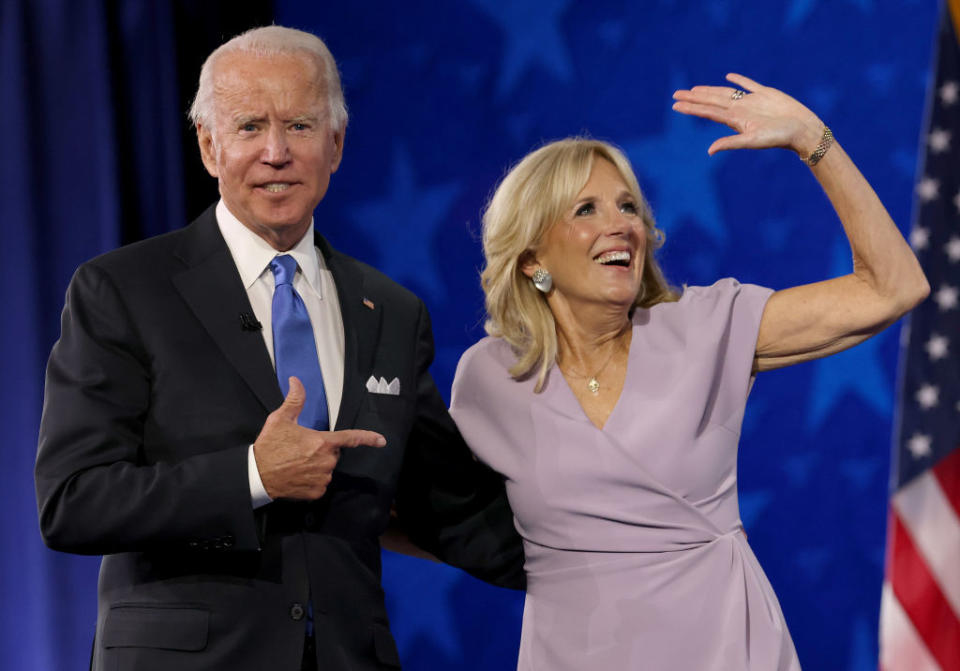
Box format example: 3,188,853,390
672,73,824,159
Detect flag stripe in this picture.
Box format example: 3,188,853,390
890,513,960,670
932,444,960,521
880,581,943,671
893,470,960,618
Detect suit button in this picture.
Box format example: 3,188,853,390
290,603,305,621
304,512,316,529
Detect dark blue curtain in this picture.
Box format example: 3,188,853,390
2,1,194,667
1,1,942,669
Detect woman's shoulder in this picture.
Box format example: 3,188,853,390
650,278,771,315
457,335,516,372
638,278,773,341
677,277,759,301
452,336,524,414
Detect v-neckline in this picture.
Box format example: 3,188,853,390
550,317,637,432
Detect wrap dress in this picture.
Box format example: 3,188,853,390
450,279,801,670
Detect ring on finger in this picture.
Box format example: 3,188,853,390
731,89,746,100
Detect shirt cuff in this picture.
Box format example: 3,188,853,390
248,444,273,509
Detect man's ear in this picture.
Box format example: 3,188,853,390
330,128,345,173
197,124,219,178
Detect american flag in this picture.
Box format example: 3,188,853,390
879,2,960,670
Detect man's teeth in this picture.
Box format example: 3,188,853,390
594,250,631,265
263,183,291,193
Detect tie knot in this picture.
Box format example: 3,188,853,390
270,255,298,286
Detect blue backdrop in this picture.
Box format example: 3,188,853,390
1,1,940,669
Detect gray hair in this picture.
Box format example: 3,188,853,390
188,25,348,133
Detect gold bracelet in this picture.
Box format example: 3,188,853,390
803,126,834,166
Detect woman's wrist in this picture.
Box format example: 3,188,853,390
792,117,827,159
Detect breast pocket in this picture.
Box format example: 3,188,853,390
337,394,413,481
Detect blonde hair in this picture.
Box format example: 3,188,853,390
189,25,348,133
480,138,678,391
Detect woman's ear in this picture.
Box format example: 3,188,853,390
519,250,539,279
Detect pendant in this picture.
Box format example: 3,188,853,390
587,378,600,394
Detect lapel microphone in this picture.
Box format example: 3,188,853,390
239,312,263,331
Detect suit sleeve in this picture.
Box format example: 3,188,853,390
393,301,525,590
35,262,261,555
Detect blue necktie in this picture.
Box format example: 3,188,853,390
270,254,325,639
270,255,329,431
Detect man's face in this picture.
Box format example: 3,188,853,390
197,51,344,250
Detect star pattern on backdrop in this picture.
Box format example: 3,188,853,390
807,236,893,429
839,457,884,491
785,0,875,28
866,63,898,96
270,4,947,670
794,546,833,583
737,490,774,528
623,104,729,243
349,146,461,303
469,0,573,97
382,556,465,661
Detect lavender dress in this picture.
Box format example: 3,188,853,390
450,279,801,670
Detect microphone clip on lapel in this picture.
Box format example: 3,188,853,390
239,312,263,331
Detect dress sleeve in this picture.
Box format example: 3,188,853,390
678,278,773,434
450,338,528,477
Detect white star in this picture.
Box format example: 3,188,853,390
947,236,960,262
934,284,959,310
954,190,960,214
925,333,949,360
907,433,932,458
915,384,940,409
910,226,930,250
917,177,940,202
928,128,951,153
941,80,959,105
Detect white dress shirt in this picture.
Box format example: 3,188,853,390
216,200,346,508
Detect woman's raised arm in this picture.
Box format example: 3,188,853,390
672,73,929,371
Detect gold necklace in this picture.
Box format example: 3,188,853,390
560,337,624,395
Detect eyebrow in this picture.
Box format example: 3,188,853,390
231,113,322,126
573,190,636,204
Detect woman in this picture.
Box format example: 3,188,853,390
449,74,928,670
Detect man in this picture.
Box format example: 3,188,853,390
36,26,522,671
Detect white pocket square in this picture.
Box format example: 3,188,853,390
366,375,401,395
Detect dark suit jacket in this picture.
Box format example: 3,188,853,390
35,205,524,671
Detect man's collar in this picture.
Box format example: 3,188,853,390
215,200,325,296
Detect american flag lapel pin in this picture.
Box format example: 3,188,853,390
362,297,375,310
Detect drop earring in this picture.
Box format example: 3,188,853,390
532,268,552,293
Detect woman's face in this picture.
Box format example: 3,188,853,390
531,158,647,315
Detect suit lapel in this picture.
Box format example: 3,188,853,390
319,233,382,430
172,208,283,413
